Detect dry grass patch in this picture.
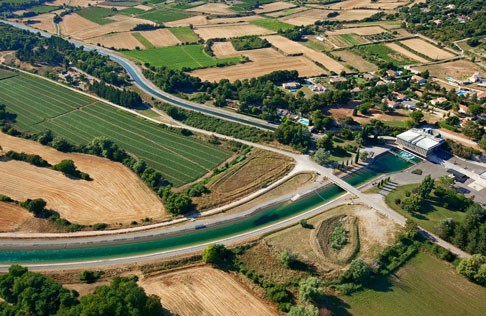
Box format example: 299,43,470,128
139,29,181,47
50,0,100,7
191,47,326,81
188,3,235,15
211,41,239,58
208,15,263,24
0,202,33,232
134,4,152,11
254,1,296,14
192,149,294,210
328,0,405,10
263,35,346,73
86,32,144,50
332,50,379,72
194,23,273,41
327,26,385,36
413,59,483,81
400,38,456,60
385,42,429,63
281,9,379,25
140,266,277,316
59,13,100,37
22,12,59,34
0,133,164,225
165,15,208,27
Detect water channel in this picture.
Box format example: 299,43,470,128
0,151,419,264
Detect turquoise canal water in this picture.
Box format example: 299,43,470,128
0,151,417,264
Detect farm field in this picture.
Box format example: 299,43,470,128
0,202,32,232
165,15,208,27
138,29,181,47
281,9,379,25
169,26,199,43
139,9,192,23
326,26,386,36
0,68,17,80
0,133,165,225
132,32,155,49
140,267,277,316
262,35,346,73
123,44,242,69
400,38,456,60
266,6,308,18
254,1,295,14
0,74,231,186
194,23,273,41
191,47,326,82
211,42,239,58
250,18,294,32
86,32,144,50
357,43,417,66
187,2,234,15
58,13,99,37
28,4,61,14
342,252,486,316
192,149,295,210
76,7,116,25
413,59,485,82
332,33,368,46
331,50,379,72
328,0,405,10
384,42,429,63
25,11,58,34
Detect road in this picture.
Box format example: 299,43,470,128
0,20,472,270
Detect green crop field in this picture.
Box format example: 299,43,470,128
341,252,486,316
77,7,116,25
0,74,230,186
133,32,155,49
28,4,61,14
123,44,242,70
358,44,416,66
169,26,199,43
0,68,18,80
250,18,294,32
120,7,146,15
139,9,191,23
340,34,365,46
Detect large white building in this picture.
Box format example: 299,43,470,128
396,128,445,158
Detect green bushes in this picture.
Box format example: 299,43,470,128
329,223,348,250
52,159,92,180
456,254,486,286
231,36,270,51
20,198,47,217
5,150,50,167
80,270,101,284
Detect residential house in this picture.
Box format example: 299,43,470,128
350,87,361,95
402,100,418,110
282,82,301,89
477,92,486,100
310,83,327,93
411,75,426,83
391,91,408,101
384,98,401,109
458,104,470,115
430,97,448,105
457,15,471,23
385,69,398,78
363,73,377,81
469,72,483,83
376,80,387,86
330,77,346,85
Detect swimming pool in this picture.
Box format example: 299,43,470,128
298,118,310,126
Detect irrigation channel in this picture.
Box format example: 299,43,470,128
0,152,419,264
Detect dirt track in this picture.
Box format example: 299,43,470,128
140,266,276,316
0,133,165,225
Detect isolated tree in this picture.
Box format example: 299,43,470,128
402,193,422,214
417,175,434,198
313,148,332,165
343,258,371,284
409,111,424,126
202,244,232,267
288,305,319,316
21,198,47,216
280,250,298,269
298,277,322,304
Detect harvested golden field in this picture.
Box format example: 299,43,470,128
266,6,309,18
413,59,484,81
134,4,152,11
327,26,386,36
86,32,144,50
188,3,234,15
328,0,405,10
385,42,429,63
50,0,100,6
263,35,346,72
140,267,276,316
281,9,379,25
211,41,239,58
254,1,296,14
191,47,326,81
59,13,99,37
25,12,59,34
165,15,208,27
61,14,155,40
194,23,273,40
0,133,164,225
400,38,456,60
0,202,32,232
332,50,378,72
192,149,294,210
139,29,181,47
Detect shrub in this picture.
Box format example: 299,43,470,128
80,270,101,283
